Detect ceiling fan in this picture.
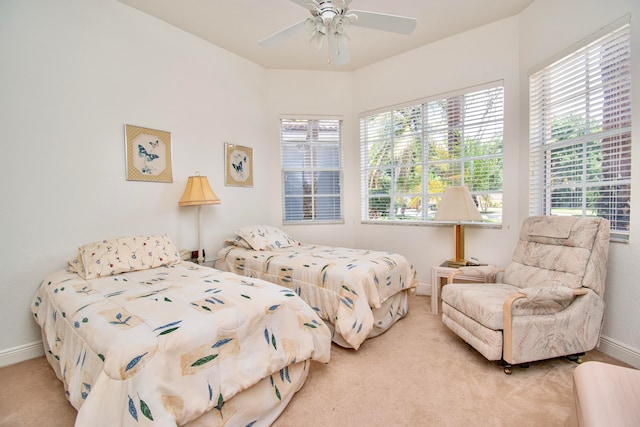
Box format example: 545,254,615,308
259,0,417,66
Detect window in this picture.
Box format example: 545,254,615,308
529,20,632,239
281,117,343,223
360,83,504,224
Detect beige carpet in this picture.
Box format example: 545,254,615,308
0,294,627,427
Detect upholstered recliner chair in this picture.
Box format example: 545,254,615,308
441,216,610,374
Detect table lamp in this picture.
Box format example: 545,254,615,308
434,186,482,267
178,173,220,263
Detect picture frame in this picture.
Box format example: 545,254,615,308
124,124,173,183
225,143,253,187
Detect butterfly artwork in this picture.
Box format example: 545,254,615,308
232,156,246,174
225,144,253,186
138,144,160,162
136,141,162,174
126,125,172,183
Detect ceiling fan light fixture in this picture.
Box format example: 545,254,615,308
305,16,323,34
332,14,353,34
321,12,336,25
306,17,327,49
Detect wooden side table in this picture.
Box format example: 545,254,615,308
430,260,489,314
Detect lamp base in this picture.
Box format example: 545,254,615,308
453,223,465,263
446,259,469,268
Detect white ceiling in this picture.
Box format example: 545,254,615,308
117,0,535,71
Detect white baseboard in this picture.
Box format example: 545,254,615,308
598,335,640,369
0,341,44,368
415,282,431,296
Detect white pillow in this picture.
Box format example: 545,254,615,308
224,235,253,249
74,234,180,279
234,225,298,251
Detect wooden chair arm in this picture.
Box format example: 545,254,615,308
502,288,588,363
447,270,464,284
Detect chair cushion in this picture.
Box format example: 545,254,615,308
442,283,516,330
521,216,600,248
441,283,572,330
503,217,602,290
504,241,592,290
527,215,578,238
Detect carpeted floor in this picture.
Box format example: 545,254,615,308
0,294,628,426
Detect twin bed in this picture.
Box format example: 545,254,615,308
31,228,417,426
31,234,330,426
216,225,418,350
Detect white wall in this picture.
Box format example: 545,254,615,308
0,0,276,363
519,0,640,366
265,70,357,248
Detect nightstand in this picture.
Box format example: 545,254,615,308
430,260,489,314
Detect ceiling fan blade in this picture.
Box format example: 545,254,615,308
350,10,417,35
259,20,307,47
288,0,312,6
288,0,320,12
333,0,352,10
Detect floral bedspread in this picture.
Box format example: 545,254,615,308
217,244,418,349
31,262,331,426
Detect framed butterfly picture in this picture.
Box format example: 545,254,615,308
124,124,173,183
225,143,253,187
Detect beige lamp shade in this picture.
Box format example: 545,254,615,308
434,186,482,265
434,186,482,222
179,174,220,264
179,175,220,206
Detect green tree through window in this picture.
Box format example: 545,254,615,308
360,84,504,223
529,21,631,237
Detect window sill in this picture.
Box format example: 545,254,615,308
360,220,502,229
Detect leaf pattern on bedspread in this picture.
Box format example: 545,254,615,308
31,261,331,426
128,395,137,421
217,242,418,349
191,354,218,367
154,320,182,337
125,353,148,372
214,391,225,415
139,396,154,421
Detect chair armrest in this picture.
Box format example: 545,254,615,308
519,286,587,302
502,288,588,363
447,265,503,284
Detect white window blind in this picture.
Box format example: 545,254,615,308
281,118,343,223
529,21,632,238
360,84,504,223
